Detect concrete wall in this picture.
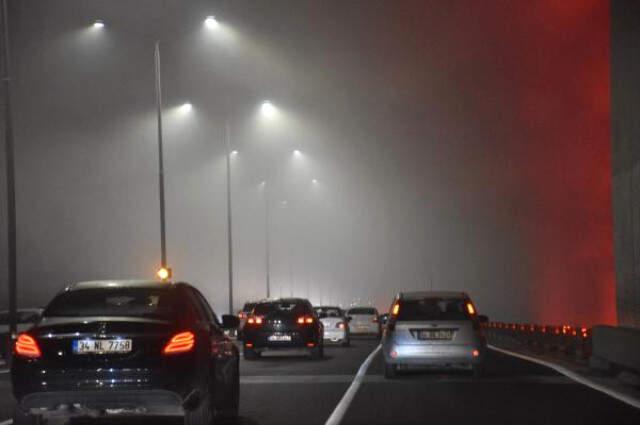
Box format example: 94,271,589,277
611,0,640,328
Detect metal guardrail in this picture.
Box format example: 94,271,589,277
484,322,592,362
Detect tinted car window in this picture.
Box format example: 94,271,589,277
191,289,220,326
43,288,178,319
242,302,257,312
254,301,307,316
396,298,469,321
317,308,342,318
348,307,377,315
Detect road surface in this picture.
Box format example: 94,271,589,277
1,338,639,424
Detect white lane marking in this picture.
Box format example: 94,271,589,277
324,344,381,425
0,419,13,425
489,344,640,410
241,374,571,385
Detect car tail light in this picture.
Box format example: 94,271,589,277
392,302,400,316
297,316,314,325
163,331,195,355
238,312,245,319
247,316,263,325
337,322,346,329
15,334,41,358
472,349,480,358
372,316,378,323
466,302,476,316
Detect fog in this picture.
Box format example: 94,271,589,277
0,0,614,326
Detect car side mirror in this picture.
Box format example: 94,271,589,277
477,315,489,324
221,314,240,329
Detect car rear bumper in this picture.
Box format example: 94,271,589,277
323,329,348,343
243,328,320,350
17,389,185,418
350,324,379,334
383,343,484,365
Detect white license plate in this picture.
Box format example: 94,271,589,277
73,339,132,354
268,334,292,342
418,330,453,340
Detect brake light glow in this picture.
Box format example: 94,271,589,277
163,331,195,355
247,316,263,325
337,322,346,329
297,316,314,324
238,312,245,319
472,349,480,358
466,302,476,315
392,303,400,316
15,334,41,358
372,316,378,323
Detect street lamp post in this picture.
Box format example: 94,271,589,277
263,181,271,298
154,41,170,279
1,0,17,337
225,121,234,314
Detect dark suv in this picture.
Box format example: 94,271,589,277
242,298,324,360
11,280,240,425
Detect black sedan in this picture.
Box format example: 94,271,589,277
242,298,324,360
10,280,240,425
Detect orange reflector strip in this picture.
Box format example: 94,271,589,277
392,303,400,316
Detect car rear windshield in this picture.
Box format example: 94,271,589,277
348,307,377,315
242,302,257,312
316,307,343,318
254,301,307,316
396,298,470,321
43,288,178,319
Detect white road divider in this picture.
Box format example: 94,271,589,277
489,344,640,410
324,344,381,425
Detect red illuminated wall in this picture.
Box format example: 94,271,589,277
394,0,616,325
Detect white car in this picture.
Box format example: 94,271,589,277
347,307,381,337
315,306,350,346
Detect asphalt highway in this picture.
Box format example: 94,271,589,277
1,337,640,425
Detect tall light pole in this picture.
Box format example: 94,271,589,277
225,122,234,313
262,181,271,298
1,0,17,337
154,41,170,280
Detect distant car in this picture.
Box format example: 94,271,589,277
315,306,350,346
236,301,258,339
11,280,240,425
0,308,43,361
382,291,487,379
242,298,323,360
346,307,381,337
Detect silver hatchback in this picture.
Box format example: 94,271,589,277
382,291,487,378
